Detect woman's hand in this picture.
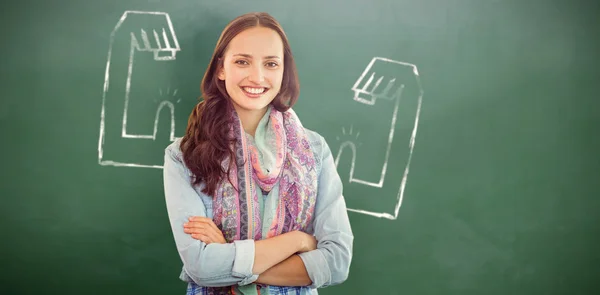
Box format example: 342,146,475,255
183,216,227,244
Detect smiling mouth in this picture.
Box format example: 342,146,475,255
241,86,268,95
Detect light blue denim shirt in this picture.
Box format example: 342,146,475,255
163,128,354,294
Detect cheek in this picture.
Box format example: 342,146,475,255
269,71,285,89
222,63,239,78
224,67,245,87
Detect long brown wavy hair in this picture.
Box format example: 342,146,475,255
180,12,300,197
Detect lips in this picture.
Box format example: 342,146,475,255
240,86,269,98
242,86,267,94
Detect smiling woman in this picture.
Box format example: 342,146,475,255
162,12,354,295
217,26,286,136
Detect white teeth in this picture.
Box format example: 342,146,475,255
243,87,265,94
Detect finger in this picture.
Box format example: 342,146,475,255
189,216,212,223
206,220,222,234
203,228,222,243
209,227,227,244
189,217,222,233
184,221,208,230
183,224,214,235
189,225,225,244
190,216,221,233
183,221,200,228
184,226,216,239
186,224,218,241
191,233,212,244
202,222,225,242
183,227,206,234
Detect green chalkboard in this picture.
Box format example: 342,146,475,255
1,0,599,294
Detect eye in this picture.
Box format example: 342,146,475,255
265,61,279,68
235,60,249,66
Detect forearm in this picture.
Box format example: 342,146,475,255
255,255,312,286
164,148,258,287
252,231,305,275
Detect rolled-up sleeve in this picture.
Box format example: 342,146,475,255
298,136,354,288
163,143,258,287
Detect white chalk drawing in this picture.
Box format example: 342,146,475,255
96,14,422,220
98,10,181,169
335,57,424,220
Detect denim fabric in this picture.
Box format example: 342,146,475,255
163,128,354,294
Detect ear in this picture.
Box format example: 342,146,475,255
217,68,225,80
217,58,225,81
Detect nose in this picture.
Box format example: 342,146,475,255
248,64,265,84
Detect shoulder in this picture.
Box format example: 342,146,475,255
302,127,335,173
165,138,183,158
164,138,187,171
303,127,325,147
288,108,329,155
164,138,203,188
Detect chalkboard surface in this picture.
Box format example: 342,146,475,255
1,0,599,294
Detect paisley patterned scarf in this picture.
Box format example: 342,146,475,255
203,105,318,294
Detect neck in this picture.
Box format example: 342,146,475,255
235,107,268,137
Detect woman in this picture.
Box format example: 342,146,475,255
163,12,353,295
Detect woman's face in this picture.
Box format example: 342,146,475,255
218,26,284,118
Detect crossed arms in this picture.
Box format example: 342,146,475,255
163,136,353,288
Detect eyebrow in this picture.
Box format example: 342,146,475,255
233,53,281,60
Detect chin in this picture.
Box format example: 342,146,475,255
242,103,271,112
232,97,275,113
